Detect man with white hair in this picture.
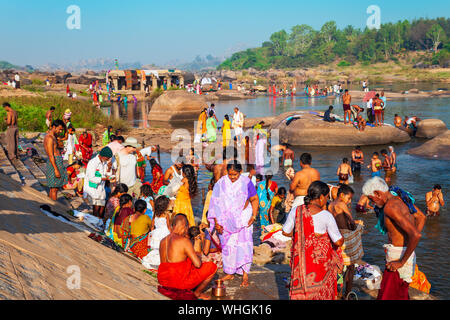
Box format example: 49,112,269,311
362,177,426,300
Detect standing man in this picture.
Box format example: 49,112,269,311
83,146,114,219
342,89,352,125
2,102,19,161
232,107,244,145
207,103,218,122
288,153,321,210
14,73,20,89
44,120,68,201
372,94,385,127
362,177,426,300
115,137,142,197
45,107,55,129
380,91,387,124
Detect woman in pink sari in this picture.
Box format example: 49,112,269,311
282,181,344,300
208,161,259,287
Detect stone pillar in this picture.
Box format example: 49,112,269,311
152,77,158,90
113,77,118,91
140,75,145,92
179,76,184,88
167,76,172,88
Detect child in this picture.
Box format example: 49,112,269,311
355,194,374,214
269,187,287,224
328,185,364,299
63,160,83,196
356,115,366,131
140,183,155,220
63,124,78,165
337,158,353,185
142,196,171,270
367,152,382,177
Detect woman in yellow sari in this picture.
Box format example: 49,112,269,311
173,164,198,227
222,114,231,148
106,194,133,247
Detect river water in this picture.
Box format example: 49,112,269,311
105,85,450,299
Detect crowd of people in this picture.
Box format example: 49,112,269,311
1,97,444,301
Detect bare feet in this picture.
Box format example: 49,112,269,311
240,274,249,287
195,292,211,300
220,274,234,282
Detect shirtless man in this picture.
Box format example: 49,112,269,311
289,153,321,209
356,115,366,131
205,146,237,183
389,146,397,173
163,157,184,185
280,143,295,167
337,158,352,185
362,177,426,300
367,152,382,178
158,214,217,300
45,106,55,129
3,102,18,160
381,149,393,184
426,185,444,217
329,185,364,298
394,114,402,128
342,90,352,125
44,120,68,201
351,146,364,172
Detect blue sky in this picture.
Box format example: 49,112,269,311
0,0,449,66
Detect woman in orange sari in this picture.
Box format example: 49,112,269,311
282,181,344,300
149,159,164,194
173,164,197,227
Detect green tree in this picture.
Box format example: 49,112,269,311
320,21,337,44
269,30,288,56
287,24,315,56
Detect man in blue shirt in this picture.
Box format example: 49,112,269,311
324,106,336,122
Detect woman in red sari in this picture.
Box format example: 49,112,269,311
282,181,344,300
78,131,93,164
149,158,163,194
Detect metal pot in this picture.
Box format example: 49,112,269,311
212,279,226,297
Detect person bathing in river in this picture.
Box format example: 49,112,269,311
337,158,352,185
289,153,321,211
426,185,444,217
394,114,402,128
367,152,382,177
351,146,364,173
355,194,374,214
281,143,295,167
381,149,394,184
329,185,364,299
389,146,397,174
362,177,426,300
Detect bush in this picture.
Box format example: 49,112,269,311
337,60,351,67
0,96,128,132
32,79,45,86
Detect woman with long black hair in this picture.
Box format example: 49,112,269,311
172,164,198,227
282,181,344,300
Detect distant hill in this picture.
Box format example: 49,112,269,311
37,58,143,72
219,17,450,70
0,61,19,70
175,55,224,71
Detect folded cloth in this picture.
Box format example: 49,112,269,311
339,224,364,266
157,258,217,291
409,264,431,294
383,244,416,283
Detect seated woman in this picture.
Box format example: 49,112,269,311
104,183,128,225
269,187,287,224
106,194,133,248
282,181,344,300
142,196,172,270
63,160,84,196
122,200,152,259
140,183,155,220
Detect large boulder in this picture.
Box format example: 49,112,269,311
416,119,448,138
408,130,450,160
270,111,411,146
148,90,208,122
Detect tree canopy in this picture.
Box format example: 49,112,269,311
218,17,450,70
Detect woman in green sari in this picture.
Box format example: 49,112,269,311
206,110,217,142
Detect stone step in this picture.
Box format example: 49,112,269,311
0,145,21,184
21,156,47,187
10,157,47,194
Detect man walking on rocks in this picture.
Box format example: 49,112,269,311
44,120,68,201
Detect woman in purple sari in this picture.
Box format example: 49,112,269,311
208,161,259,287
